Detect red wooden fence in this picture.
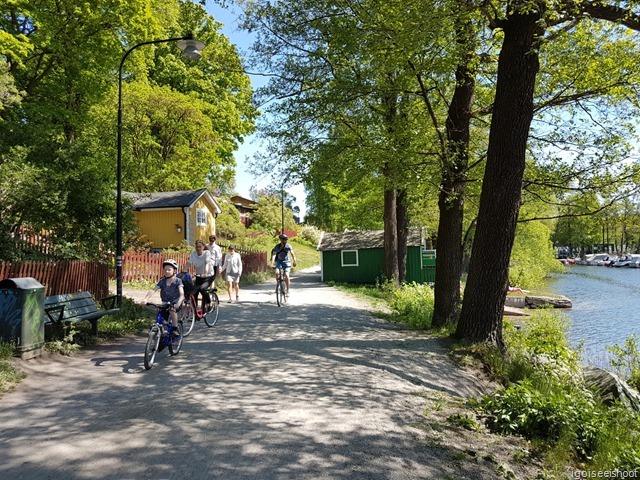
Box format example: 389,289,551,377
0,260,110,298
0,248,268,298
122,248,267,283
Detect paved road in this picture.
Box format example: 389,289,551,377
0,269,496,480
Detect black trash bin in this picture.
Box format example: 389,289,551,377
0,277,45,359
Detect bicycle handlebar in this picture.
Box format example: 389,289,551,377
146,302,174,309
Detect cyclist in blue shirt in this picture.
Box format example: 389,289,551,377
270,234,297,293
145,259,184,337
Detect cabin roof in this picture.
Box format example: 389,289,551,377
317,229,423,251
125,189,221,213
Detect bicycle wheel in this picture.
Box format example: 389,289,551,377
144,326,161,370
180,297,196,337
204,291,220,327
276,278,286,306
169,321,183,355
280,278,288,305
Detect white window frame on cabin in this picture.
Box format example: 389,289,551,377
196,208,207,227
341,249,359,267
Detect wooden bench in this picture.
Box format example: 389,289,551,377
43,291,120,338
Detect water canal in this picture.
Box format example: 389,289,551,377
548,265,640,366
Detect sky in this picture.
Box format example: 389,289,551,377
205,3,307,220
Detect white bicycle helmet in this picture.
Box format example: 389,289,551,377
163,259,179,270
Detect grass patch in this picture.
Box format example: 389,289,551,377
331,280,436,329
0,341,26,396
329,281,393,314
289,240,320,270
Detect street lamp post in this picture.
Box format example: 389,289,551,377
116,34,205,305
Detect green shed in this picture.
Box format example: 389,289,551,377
317,229,436,284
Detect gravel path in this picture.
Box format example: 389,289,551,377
0,268,523,480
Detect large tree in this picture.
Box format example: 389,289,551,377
456,0,640,347
241,0,459,284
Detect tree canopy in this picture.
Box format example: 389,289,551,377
0,0,257,258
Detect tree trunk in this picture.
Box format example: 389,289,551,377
432,10,476,328
455,5,545,348
384,183,399,286
397,189,409,283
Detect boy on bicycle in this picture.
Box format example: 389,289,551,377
145,259,184,337
270,234,297,293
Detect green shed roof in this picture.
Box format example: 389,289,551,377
317,229,423,251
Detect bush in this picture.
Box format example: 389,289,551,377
98,297,151,337
607,334,640,391
389,282,434,329
504,310,581,370
297,226,322,246
479,310,640,470
481,380,603,460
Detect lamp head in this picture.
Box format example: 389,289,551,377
177,38,206,60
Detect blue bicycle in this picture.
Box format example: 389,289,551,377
144,302,184,370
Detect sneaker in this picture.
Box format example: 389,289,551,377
236,296,239,302
227,299,233,303
171,328,180,338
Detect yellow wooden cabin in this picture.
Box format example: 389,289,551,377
126,189,222,249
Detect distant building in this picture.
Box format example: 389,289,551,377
230,195,258,227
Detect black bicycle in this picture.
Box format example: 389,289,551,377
273,265,288,307
144,302,184,370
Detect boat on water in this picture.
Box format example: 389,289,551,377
613,254,640,267
573,253,619,266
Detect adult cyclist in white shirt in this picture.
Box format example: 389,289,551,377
184,239,215,310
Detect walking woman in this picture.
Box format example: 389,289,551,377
220,244,242,303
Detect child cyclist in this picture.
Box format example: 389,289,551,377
145,259,184,337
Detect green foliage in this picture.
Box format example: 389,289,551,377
0,0,256,260
505,312,580,368
0,340,15,360
97,298,150,337
447,413,481,431
481,380,603,458
607,334,640,391
510,219,565,289
479,312,580,385
162,240,193,254
389,282,435,329
249,193,298,235
287,239,320,270
297,226,322,246
479,311,640,469
45,328,81,356
0,60,21,114
215,197,246,240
